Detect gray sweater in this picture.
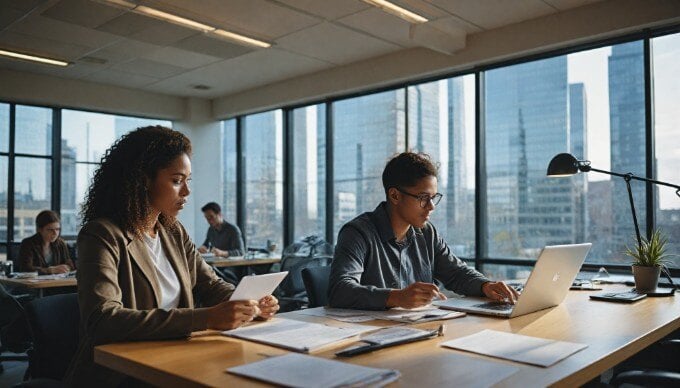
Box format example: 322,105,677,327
328,202,489,310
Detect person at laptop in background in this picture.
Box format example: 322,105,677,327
328,152,519,310
66,126,279,386
198,202,245,259
19,210,74,274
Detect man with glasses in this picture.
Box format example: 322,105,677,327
328,152,518,310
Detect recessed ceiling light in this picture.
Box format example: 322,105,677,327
192,84,211,90
361,0,428,24
210,29,271,48
0,48,69,67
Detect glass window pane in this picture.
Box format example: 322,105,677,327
220,119,237,225
61,110,171,235
333,90,406,237
14,157,51,240
484,41,645,263
62,110,172,163
408,76,476,257
652,32,680,269
292,104,326,241
0,156,7,242
15,105,52,156
244,111,283,251
61,163,96,237
0,103,8,153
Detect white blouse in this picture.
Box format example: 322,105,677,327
142,232,181,310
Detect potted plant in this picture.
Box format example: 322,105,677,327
625,229,671,293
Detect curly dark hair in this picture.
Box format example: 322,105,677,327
382,152,439,195
80,126,192,236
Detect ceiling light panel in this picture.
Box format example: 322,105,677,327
361,0,428,24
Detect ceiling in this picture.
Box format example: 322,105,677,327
0,0,603,99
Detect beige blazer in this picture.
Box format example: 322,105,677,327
65,218,234,387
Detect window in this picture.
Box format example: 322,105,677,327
408,76,476,257
652,33,680,267
61,110,171,235
0,104,8,242
244,111,283,251
484,41,646,268
220,119,238,224
292,104,326,241
14,106,53,241
332,90,405,235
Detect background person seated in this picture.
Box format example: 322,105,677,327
19,210,74,275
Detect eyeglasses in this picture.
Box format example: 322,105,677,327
396,188,443,208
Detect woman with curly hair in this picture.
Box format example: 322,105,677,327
65,126,279,386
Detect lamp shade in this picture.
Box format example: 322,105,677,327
546,153,579,177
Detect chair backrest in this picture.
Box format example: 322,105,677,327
0,283,24,327
24,293,80,381
301,266,332,308
277,235,333,299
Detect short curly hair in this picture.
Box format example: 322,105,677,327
382,152,438,195
80,126,192,236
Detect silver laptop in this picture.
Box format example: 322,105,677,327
433,243,591,318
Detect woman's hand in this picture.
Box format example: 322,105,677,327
257,295,279,320
481,281,520,304
206,300,261,330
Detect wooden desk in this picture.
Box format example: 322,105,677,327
0,275,77,297
206,257,280,268
94,286,680,387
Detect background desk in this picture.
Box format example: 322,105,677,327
94,286,680,387
206,257,281,268
0,275,77,297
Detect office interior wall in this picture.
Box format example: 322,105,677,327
173,98,221,240
213,0,680,119
0,68,184,120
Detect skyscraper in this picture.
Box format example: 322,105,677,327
569,83,588,243
486,56,578,257
608,42,645,257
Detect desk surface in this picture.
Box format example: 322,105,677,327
206,257,281,268
0,275,77,289
94,286,680,387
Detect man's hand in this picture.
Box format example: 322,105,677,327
386,282,447,309
198,246,208,254
48,264,71,274
212,248,228,258
257,295,279,320
481,281,520,304
206,300,261,331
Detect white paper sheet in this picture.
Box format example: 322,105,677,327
229,271,288,301
228,353,400,388
441,329,587,367
223,318,379,353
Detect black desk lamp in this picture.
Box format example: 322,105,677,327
546,153,680,249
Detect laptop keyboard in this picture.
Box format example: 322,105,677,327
472,302,514,311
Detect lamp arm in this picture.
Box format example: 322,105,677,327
587,167,680,198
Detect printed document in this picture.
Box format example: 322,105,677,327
441,329,587,367
298,306,465,323
223,318,379,353
228,353,400,388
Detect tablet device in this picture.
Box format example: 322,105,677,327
589,290,646,303
230,272,289,301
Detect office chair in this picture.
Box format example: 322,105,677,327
609,330,680,387
276,236,333,312
23,293,80,381
0,283,30,374
301,266,332,308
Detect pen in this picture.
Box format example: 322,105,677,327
335,326,442,357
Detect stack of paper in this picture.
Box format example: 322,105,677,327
441,329,587,367
223,318,379,353
228,353,400,387
298,306,465,323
